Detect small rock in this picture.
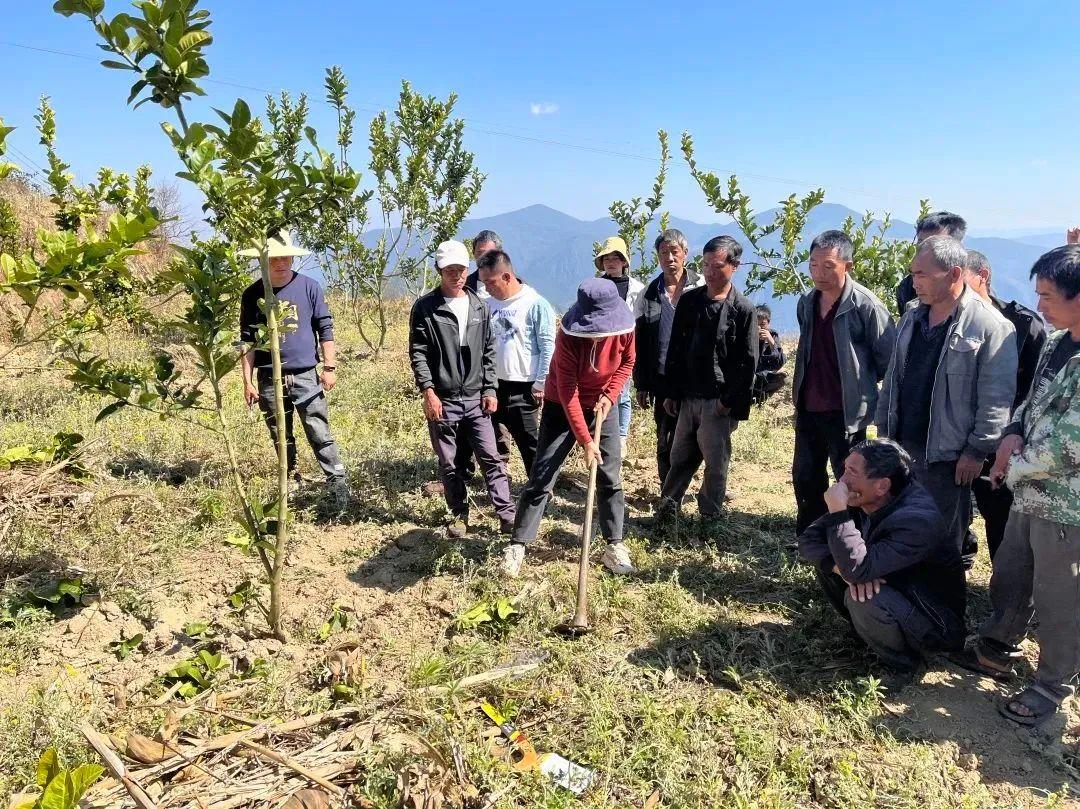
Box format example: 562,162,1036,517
98,601,124,620
1021,759,1034,773
957,752,979,771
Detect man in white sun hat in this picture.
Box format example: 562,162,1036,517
239,229,348,509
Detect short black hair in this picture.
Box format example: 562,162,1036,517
476,249,514,275
809,230,854,262
472,229,503,249
851,438,913,496
1029,245,1080,300
702,235,743,263
755,303,772,320
916,211,967,241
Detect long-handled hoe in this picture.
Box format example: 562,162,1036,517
553,411,602,639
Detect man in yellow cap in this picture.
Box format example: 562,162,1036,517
239,230,347,509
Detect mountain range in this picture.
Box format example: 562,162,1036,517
338,203,1060,332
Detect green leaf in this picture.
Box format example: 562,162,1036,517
36,747,61,787
178,30,211,52
65,764,104,803
100,59,132,70
231,98,251,129
95,400,127,422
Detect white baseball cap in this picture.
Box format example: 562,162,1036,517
435,240,470,269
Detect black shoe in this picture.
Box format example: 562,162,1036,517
499,517,515,536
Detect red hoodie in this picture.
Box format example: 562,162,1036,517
544,329,636,446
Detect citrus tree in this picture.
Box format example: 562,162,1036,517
55,0,361,640
604,130,670,283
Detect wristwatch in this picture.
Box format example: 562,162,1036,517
323,365,336,371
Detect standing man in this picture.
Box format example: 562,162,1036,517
876,236,1017,565
656,236,757,522
753,304,787,404
466,229,502,294
791,230,895,536
503,278,636,577
239,230,347,508
409,240,515,538
798,439,965,686
896,211,967,313
476,249,556,478
634,228,704,486
963,249,1047,560
959,245,1080,727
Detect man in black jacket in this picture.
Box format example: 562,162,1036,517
798,439,966,680
963,249,1047,559
753,304,786,403
634,229,704,486
656,236,758,520
409,240,515,538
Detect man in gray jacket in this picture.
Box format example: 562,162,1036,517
876,235,1017,565
791,230,895,535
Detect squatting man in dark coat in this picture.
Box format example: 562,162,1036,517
798,438,966,687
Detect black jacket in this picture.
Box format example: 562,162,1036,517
663,285,759,420
798,480,966,625
633,270,703,398
409,288,497,401
757,329,785,373
991,294,1047,409
896,274,916,313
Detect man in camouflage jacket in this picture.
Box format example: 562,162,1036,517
960,245,1080,727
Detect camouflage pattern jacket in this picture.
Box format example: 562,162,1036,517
1006,330,1080,527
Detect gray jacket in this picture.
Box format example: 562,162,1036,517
875,286,1017,463
792,277,896,433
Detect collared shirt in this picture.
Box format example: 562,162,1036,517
658,284,678,372
802,295,843,413
897,307,955,447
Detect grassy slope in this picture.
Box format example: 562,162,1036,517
0,301,1077,807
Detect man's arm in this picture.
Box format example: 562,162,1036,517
408,302,434,393
966,320,1018,457
241,348,258,406
868,298,897,383
532,298,557,396
480,304,498,401
796,514,837,577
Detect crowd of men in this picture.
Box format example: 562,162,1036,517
238,214,1080,730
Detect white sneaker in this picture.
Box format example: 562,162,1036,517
620,436,628,457
501,543,525,577
601,542,635,575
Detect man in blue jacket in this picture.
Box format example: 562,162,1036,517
798,438,966,683
239,230,347,508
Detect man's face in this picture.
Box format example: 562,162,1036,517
479,265,512,300
1035,277,1080,331
439,263,468,294
473,240,498,261
268,256,294,273
910,251,960,306
701,250,736,289
757,313,770,330
601,253,627,277
840,452,889,511
657,241,686,274
808,247,849,293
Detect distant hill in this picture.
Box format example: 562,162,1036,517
338,203,1055,332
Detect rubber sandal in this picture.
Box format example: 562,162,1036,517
998,686,1060,727
947,646,1016,681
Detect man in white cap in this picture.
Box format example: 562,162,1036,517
239,230,348,507
409,240,516,538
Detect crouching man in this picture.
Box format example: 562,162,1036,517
798,438,966,685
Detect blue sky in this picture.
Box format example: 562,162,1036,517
2,1,1078,233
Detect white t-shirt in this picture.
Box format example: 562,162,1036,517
444,295,470,345
488,285,544,383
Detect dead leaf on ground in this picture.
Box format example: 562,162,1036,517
644,788,662,808
281,789,331,809
126,732,172,764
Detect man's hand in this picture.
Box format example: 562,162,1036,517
320,368,337,392
422,389,443,422
532,386,545,405
990,434,1023,488
1068,227,1080,245
954,453,983,486
848,578,885,603
581,440,602,468
594,394,613,422
758,326,775,346
824,480,850,514
244,383,259,408
663,398,678,418
636,390,652,409
714,401,731,417
482,395,498,415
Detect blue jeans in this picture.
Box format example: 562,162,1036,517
617,386,631,438
256,367,344,482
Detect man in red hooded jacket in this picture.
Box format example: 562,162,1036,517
501,278,636,577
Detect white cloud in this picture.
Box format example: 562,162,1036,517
530,101,559,116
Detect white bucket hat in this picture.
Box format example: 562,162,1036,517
237,229,311,258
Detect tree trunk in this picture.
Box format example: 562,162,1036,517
257,241,290,641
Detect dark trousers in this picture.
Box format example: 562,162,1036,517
256,367,344,481
817,570,965,673
792,410,865,535
491,380,540,476
512,403,623,546
972,463,1014,561
659,398,732,518
652,389,681,486
902,443,974,567
427,399,515,522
